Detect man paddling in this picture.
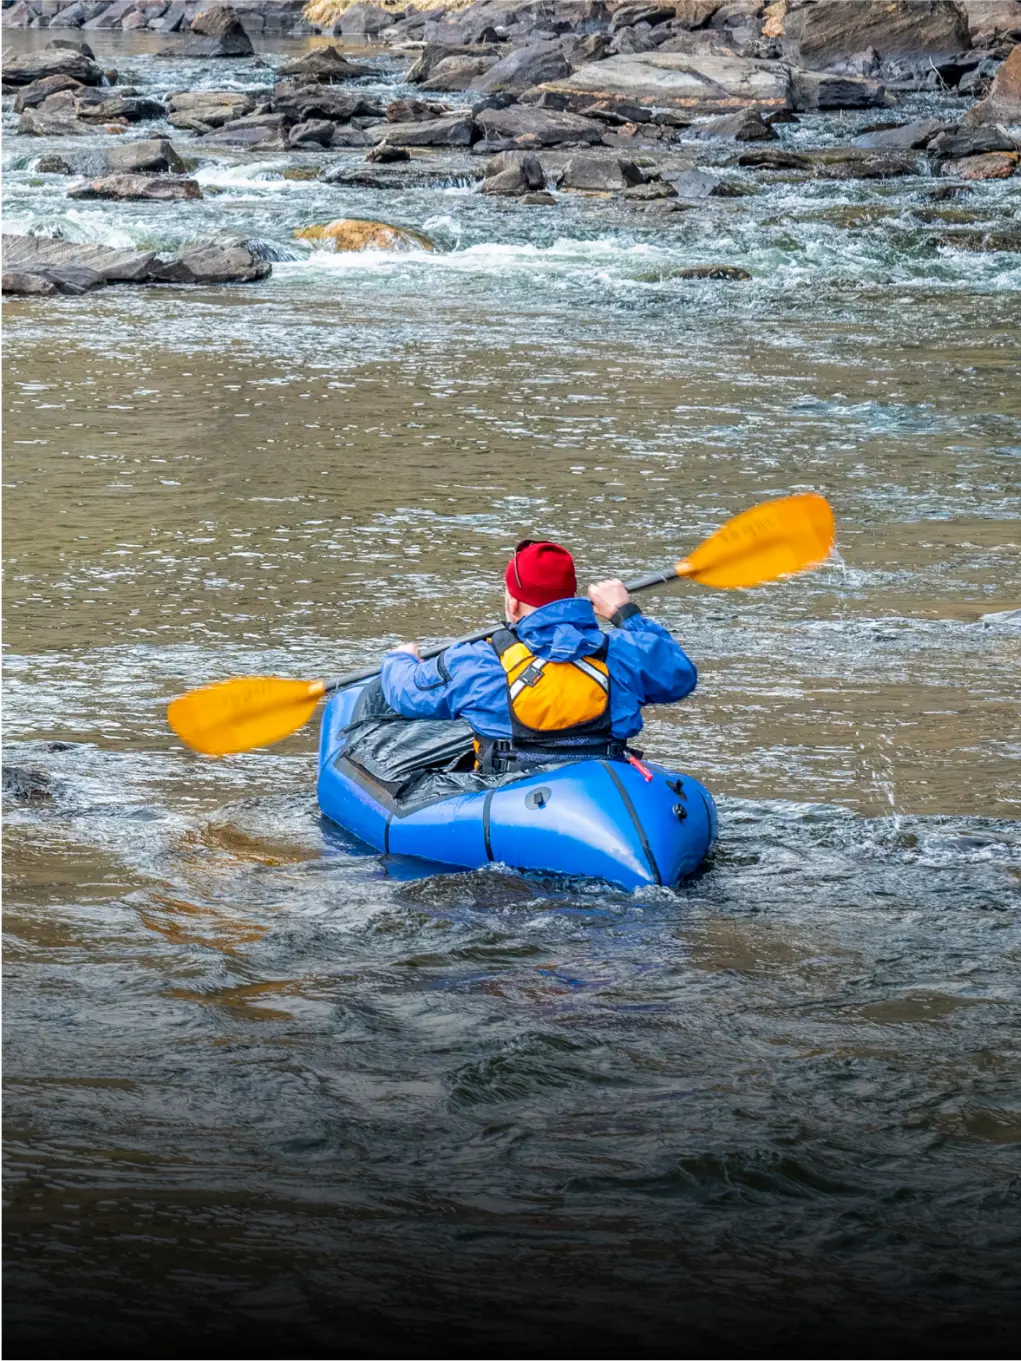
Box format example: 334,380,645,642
381,540,697,774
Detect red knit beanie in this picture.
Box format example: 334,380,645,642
505,539,577,608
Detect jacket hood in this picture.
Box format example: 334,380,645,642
514,597,604,661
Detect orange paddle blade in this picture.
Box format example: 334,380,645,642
675,492,835,589
168,676,326,756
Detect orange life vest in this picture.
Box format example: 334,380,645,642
474,627,616,773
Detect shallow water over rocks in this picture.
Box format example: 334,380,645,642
4,28,1021,1359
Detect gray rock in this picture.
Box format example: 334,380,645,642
662,167,729,198
929,123,1018,158
287,118,335,146
34,154,76,172
622,178,677,198
171,4,254,55
736,146,811,169
369,113,475,146
558,150,643,189
2,44,104,85
420,54,499,92
385,97,449,123
68,172,203,198
405,42,500,84
337,2,393,35
474,103,604,145
167,89,255,127
18,108,90,134
274,85,381,122
535,50,792,112
50,2,88,27
149,1,187,30
852,117,946,150
83,0,137,27
277,45,367,83
812,151,920,179
469,42,571,95
329,124,372,146
2,271,61,297
611,3,677,30
105,138,188,173
77,92,166,120
675,263,751,279
782,0,971,75
12,73,83,111
148,240,271,284
790,68,889,109
480,148,545,194
688,107,777,140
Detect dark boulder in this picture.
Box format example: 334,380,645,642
2,44,104,87
173,5,254,57
76,92,167,121
480,148,545,194
368,113,476,146
688,108,777,140
287,119,336,146
104,139,188,174
469,43,572,95
812,151,920,179
278,46,368,83
675,263,751,279
474,103,604,145
148,241,271,284
405,43,501,84
782,0,971,75
929,122,1018,157
790,69,889,109
68,173,204,200
273,85,382,122
852,117,946,149
2,272,61,298
35,155,76,173
17,109,91,135
385,97,451,122
557,150,644,189
420,54,501,91
12,73,83,112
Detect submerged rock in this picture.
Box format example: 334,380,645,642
736,147,811,169
1,766,55,801
675,263,752,280
293,219,435,252
68,173,204,200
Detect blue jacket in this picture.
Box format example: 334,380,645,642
380,598,697,740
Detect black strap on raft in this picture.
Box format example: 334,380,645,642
475,734,628,776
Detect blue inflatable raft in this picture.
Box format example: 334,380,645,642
317,684,718,891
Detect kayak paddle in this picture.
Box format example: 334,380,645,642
168,491,835,757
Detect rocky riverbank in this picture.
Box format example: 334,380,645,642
3,1,1020,295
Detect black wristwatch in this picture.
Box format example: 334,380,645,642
610,602,642,627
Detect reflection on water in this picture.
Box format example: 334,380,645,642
3,29,1021,1356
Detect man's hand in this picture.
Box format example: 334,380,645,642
588,578,630,620
393,642,422,660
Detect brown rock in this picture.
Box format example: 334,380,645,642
941,149,1019,177
293,219,436,252
368,114,475,147
474,104,605,146
365,144,411,162
278,46,368,84
12,73,83,112
966,41,1021,121
2,45,103,87
2,271,60,297
173,5,254,57
961,0,1021,45
67,173,204,200
785,0,971,71
386,98,447,123
17,109,90,135
104,138,188,174
419,54,499,92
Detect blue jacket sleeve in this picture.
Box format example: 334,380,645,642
379,650,459,720
611,612,697,704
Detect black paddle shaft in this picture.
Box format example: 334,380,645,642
322,564,681,697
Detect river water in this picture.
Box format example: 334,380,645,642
4,30,1021,1358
